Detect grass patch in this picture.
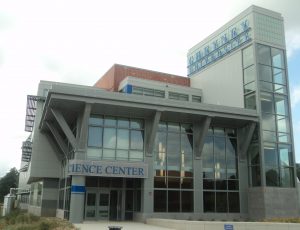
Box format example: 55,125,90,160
0,209,76,230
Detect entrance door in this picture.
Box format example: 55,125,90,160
98,192,110,220
85,192,97,219
109,190,122,221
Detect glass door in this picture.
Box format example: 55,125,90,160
98,192,110,220
85,192,97,219
110,190,123,220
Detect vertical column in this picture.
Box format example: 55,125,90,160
69,103,92,223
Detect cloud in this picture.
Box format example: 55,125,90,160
0,11,14,31
286,30,300,58
291,84,300,108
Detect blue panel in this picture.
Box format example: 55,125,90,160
71,185,86,193
126,84,132,94
224,224,234,230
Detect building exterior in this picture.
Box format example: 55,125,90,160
18,5,299,223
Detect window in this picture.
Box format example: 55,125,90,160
168,92,189,101
202,127,240,213
154,121,193,212
192,95,201,103
132,86,165,98
87,116,144,161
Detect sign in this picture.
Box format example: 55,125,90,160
224,224,234,230
187,17,251,77
68,159,148,178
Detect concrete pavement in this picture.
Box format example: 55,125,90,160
74,221,175,230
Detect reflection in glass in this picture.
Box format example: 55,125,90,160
263,131,276,142
228,192,240,212
102,149,115,160
277,115,290,133
216,192,227,212
88,127,102,147
104,117,117,126
168,191,180,212
259,81,272,92
181,191,193,212
103,128,116,148
257,44,271,65
204,192,215,212
87,148,102,160
243,66,255,84
279,144,292,166
130,130,144,150
260,92,274,113
271,48,285,68
243,45,254,68
262,113,276,131
117,129,129,149
266,167,279,186
154,190,167,212
273,68,286,85
244,82,256,94
275,95,288,116
244,93,256,110
264,143,278,167
280,167,294,187
259,65,272,82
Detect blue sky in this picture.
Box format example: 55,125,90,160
0,0,299,177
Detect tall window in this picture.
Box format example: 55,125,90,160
87,116,144,162
243,45,256,110
153,122,193,212
256,44,294,187
202,127,240,213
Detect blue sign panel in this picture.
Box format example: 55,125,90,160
71,185,86,193
187,18,251,77
224,224,234,230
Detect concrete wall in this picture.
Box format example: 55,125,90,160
146,218,300,230
190,51,244,108
41,178,59,217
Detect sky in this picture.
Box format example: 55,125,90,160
0,0,299,177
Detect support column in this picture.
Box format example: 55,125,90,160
69,103,92,223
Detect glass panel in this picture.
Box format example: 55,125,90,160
182,152,193,173
274,94,288,116
104,117,117,127
143,88,154,96
279,144,292,166
216,192,227,212
168,177,180,188
278,133,290,143
202,136,214,168
214,137,226,172
244,93,256,110
262,113,276,131
117,129,129,149
154,177,167,188
258,65,272,82
154,90,165,98
89,117,103,126
181,133,193,153
130,130,144,150
243,45,254,68
273,68,286,85
125,190,133,211
243,65,255,84
244,82,256,94
228,192,240,213
158,121,167,131
103,128,116,148
100,193,109,206
181,123,193,133
271,48,285,69
117,118,129,128
214,127,225,136
259,81,273,92
277,115,290,133
116,150,128,160
168,191,180,212
181,177,193,189
263,131,276,142
264,143,278,167
251,166,261,186
155,131,167,153
130,119,143,129
181,191,193,212
129,150,143,161
87,193,96,206
280,167,294,187
102,149,115,160
88,127,102,147
248,143,260,165
260,92,274,113
257,44,271,66
203,192,215,212
87,148,102,160
274,84,287,94
86,177,97,187
203,179,215,189
192,95,201,103
266,167,279,186
168,122,180,132
216,180,227,190
228,180,239,190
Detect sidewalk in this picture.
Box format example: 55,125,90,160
74,221,175,230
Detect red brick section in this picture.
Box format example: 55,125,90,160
94,64,190,92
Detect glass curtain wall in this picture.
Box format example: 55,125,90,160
256,44,294,187
153,122,193,212
87,116,144,162
202,127,240,213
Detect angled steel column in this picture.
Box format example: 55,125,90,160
194,116,212,159
45,121,68,160
51,108,77,149
237,122,256,161
145,110,161,156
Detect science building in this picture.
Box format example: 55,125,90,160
18,5,299,223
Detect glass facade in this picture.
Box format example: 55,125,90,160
202,127,240,213
256,44,294,187
153,122,193,212
87,116,144,162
